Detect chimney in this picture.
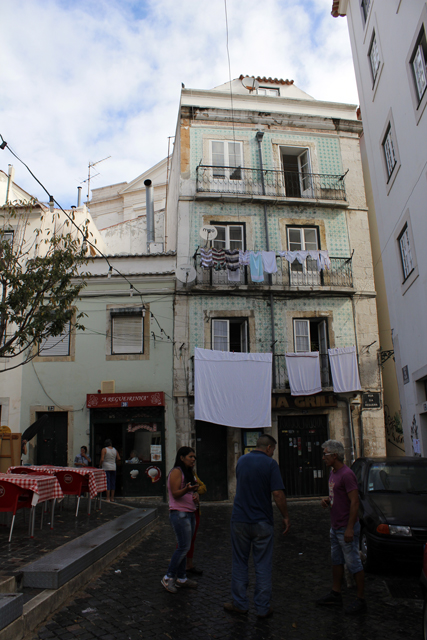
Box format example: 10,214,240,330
77,186,82,207
144,179,155,250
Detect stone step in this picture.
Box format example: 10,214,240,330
0,594,23,631
22,508,157,590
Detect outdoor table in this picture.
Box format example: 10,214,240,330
9,466,107,514
0,472,63,537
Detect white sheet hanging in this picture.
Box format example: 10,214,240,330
194,348,272,428
328,346,361,393
285,352,322,396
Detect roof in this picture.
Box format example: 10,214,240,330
239,75,294,86
331,1,346,17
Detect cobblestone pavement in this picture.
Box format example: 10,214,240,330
0,498,124,577
30,501,423,640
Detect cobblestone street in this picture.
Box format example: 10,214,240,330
30,501,423,640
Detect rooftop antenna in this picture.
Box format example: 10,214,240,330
83,155,111,202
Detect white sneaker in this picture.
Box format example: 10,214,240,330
161,575,177,594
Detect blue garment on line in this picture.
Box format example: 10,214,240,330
249,252,264,282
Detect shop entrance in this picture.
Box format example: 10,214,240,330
91,406,166,498
278,414,328,497
195,421,228,501
36,412,68,466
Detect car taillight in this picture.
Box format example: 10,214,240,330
377,524,390,534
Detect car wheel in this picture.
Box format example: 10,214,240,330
423,598,427,640
360,528,376,572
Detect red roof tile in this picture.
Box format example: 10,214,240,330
331,1,345,17
239,75,294,86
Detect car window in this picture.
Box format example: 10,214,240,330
352,460,363,483
367,462,427,492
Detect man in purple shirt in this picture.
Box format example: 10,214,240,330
316,439,366,615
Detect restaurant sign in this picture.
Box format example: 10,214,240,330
87,392,165,409
272,393,337,410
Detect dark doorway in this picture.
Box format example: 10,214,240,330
36,412,68,467
93,422,123,496
278,414,328,497
196,421,228,501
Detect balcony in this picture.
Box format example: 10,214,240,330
196,166,347,201
273,354,331,390
194,255,353,288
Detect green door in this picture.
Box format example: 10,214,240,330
36,412,68,467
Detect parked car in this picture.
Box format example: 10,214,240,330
351,457,427,570
421,543,427,640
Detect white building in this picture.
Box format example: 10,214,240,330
332,1,427,455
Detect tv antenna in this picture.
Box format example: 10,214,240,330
82,156,111,201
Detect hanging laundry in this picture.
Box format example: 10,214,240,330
225,249,240,271
249,251,264,282
318,250,331,271
200,247,213,269
328,346,361,393
239,249,251,266
228,268,241,282
285,352,322,396
212,247,226,270
261,251,278,274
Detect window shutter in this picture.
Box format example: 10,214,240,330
112,315,143,354
294,320,310,352
39,322,71,356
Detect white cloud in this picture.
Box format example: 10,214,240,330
0,0,358,206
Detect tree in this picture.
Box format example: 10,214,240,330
0,199,90,370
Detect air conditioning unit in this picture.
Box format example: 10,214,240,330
149,242,164,254
101,380,115,394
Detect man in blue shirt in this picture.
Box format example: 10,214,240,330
224,434,290,618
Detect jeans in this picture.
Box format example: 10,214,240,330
167,511,196,580
330,521,363,574
231,520,274,615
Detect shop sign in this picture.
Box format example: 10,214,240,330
145,466,162,483
87,392,165,409
362,392,381,409
271,394,337,410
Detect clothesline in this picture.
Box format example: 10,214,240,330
199,248,332,283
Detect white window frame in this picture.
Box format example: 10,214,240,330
38,321,71,358
1,231,14,245
368,31,381,85
212,224,244,251
287,226,320,285
360,0,371,27
209,140,243,181
281,147,313,198
399,225,414,282
406,7,427,124
293,318,329,385
394,211,419,295
413,43,427,101
211,318,248,352
383,125,397,179
111,310,144,355
257,87,280,97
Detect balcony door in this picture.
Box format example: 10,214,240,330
293,318,329,386
287,227,320,285
281,147,313,198
210,141,243,192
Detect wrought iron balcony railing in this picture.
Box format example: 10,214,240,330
196,165,347,201
273,353,331,390
194,255,353,288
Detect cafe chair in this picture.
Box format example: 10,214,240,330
0,481,33,542
54,470,89,516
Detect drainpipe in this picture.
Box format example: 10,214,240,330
340,395,357,464
5,165,14,204
255,131,276,388
144,179,155,251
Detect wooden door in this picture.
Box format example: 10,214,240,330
195,421,228,501
36,412,68,467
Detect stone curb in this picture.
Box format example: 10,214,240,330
0,515,159,640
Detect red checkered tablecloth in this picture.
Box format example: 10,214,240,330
0,473,63,506
8,466,107,498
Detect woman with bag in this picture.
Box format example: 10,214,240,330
162,446,199,593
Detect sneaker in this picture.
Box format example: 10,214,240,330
161,576,177,594
176,578,198,589
187,566,204,576
345,598,367,615
257,607,273,618
315,591,343,606
223,602,248,615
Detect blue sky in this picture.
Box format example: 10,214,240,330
0,0,358,207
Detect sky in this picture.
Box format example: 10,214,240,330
0,0,358,208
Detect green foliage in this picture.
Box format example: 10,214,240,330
0,200,89,369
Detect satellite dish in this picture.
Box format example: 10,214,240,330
241,76,259,91
176,263,197,284
199,225,218,241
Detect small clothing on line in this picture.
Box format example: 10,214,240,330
200,247,213,269
262,251,278,274
250,252,264,282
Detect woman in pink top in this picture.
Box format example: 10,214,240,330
161,447,199,594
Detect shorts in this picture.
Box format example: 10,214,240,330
105,470,116,491
330,521,364,574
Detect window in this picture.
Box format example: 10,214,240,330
382,125,397,180
293,318,329,385
360,0,371,26
398,224,414,281
210,141,242,180
212,318,248,352
1,230,14,245
281,147,312,197
368,32,381,84
287,226,320,285
411,27,427,104
212,224,244,251
39,321,71,357
110,308,144,355
257,87,280,97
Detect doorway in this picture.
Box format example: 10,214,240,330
278,414,328,497
36,412,68,467
195,421,228,501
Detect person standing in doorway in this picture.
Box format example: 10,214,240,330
316,439,366,615
100,439,120,502
224,434,290,618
